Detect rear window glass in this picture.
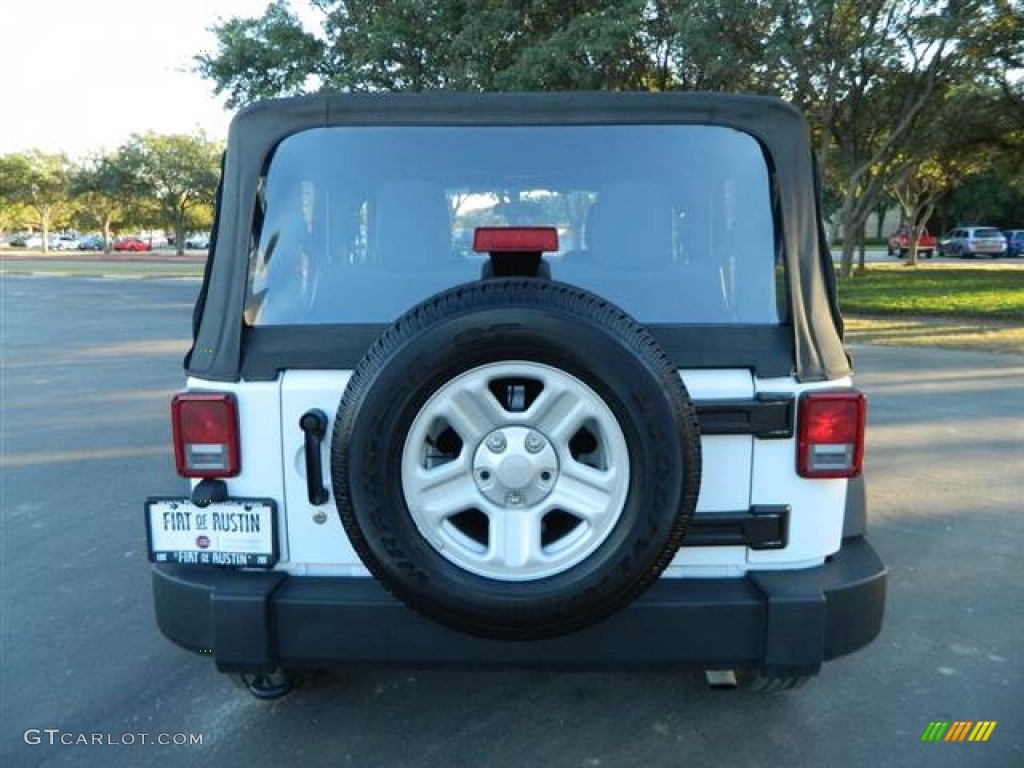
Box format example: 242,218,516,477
975,228,1002,238
246,125,781,326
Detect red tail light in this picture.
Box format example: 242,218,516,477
473,226,559,253
171,393,240,478
797,390,865,479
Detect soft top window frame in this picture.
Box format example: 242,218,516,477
187,91,848,382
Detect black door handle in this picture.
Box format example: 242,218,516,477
299,409,329,506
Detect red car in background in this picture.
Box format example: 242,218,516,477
887,225,936,258
112,237,152,252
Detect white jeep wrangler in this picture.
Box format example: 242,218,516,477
146,91,886,697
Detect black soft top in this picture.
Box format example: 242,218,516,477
187,91,848,382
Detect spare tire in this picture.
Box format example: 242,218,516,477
331,279,701,640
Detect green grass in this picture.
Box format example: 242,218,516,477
837,267,1024,320
0,260,202,278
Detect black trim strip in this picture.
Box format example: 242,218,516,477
684,505,789,550
695,394,794,438
240,325,385,380
238,323,794,381
647,325,794,379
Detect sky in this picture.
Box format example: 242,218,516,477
0,0,319,157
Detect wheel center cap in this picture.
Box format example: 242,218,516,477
473,427,559,508
497,455,533,489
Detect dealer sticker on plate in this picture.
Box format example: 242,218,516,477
145,498,277,568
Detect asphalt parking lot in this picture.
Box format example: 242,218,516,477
1,276,1022,768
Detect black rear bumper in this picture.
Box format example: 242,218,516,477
152,536,886,677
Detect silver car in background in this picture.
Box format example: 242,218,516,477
939,226,1008,258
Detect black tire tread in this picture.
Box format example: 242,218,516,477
332,278,701,639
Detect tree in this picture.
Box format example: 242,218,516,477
884,85,1011,265
120,133,222,255
198,0,677,98
472,1,654,90
0,199,31,236
937,157,1024,229
196,0,324,108
804,2,973,275
660,0,779,92
71,149,144,252
0,151,72,253
196,0,1022,278
871,195,895,240
657,0,1022,275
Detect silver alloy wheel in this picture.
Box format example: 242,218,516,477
401,361,630,581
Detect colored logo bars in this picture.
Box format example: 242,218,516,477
921,721,997,742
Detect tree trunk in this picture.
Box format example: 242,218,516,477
102,212,113,253
40,209,50,254
176,209,186,257
920,202,937,261
907,213,922,267
838,196,876,279
828,217,841,248
838,198,858,278
874,201,887,240
840,239,856,279
857,222,867,273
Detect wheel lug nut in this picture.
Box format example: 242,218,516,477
486,433,507,453
524,431,545,453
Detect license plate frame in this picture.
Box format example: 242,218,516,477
145,497,278,568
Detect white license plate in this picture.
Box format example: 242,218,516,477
146,498,277,568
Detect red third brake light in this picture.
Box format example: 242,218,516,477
473,226,559,253
171,393,240,478
797,390,866,479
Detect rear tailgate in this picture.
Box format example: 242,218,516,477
278,369,758,574
182,367,849,577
